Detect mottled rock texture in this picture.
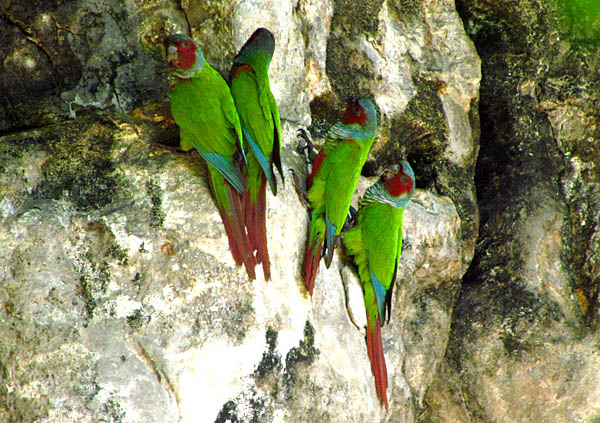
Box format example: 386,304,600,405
422,1,600,423
0,0,479,422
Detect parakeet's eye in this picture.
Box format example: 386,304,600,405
401,175,411,185
183,40,190,48
354,105,361,115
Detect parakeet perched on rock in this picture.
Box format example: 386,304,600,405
229,27,283,281
343,162,416,409
165,33,256,279
303,98,377,296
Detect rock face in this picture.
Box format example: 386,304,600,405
0,1,480,422
422,1,600,423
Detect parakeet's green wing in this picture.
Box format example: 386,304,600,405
220,85,245,154
324,140,363,236
170,68,246,192
391,209,405,286
180,127,243,193
170,75,238,157
267,89,283,181
179,128,195,152
231,68,278,193
361,204,402,322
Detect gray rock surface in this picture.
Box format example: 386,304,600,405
422,1,600,422
0,114,466,423
0,1,479,422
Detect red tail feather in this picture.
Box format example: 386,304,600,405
366,313,389,410
303,236,322,296
229,186,257,280
209,177,257,280
308,149,326,189
244,174,271,280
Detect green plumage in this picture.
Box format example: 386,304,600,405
170,64,246,193
231,69,282,195
230,28,282,197
344,198,405,320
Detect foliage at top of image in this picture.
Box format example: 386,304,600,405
559,0,600,47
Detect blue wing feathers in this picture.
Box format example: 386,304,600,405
199,151,246,193
369,266,388,321
242,125,277,193
325,217,337,253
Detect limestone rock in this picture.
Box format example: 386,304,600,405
0,109,464,422
422,1,600,422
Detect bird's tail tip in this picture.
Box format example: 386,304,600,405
303,238,322,296
366,314,389,410
243,176,271,281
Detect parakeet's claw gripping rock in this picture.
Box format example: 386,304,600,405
296,128,318,162
288,169,311,209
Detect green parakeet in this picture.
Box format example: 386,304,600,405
303,99,377,296
229,27,284,281
165,33,257,279
343,162,416,409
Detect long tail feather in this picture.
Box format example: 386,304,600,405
244,173,270,280
208,167,257,280
303,232,323,296
229,186,257,280
366,312,389,410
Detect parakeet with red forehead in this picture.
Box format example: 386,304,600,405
343,162,416,410
229,27,284,281
164,33,257,279
303,98,377,296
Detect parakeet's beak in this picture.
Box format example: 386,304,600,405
167,45,178,68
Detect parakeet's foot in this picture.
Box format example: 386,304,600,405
345,305,361,331
339,266,365,331
293,128,316,209
288,169,310,209
150,142,193,156
342,206,358,232
344,290,361,331
296,128,318,163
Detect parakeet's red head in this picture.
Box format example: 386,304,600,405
383,161,415,198
164,33,204,78
341,98,377,130
342,99,367,125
